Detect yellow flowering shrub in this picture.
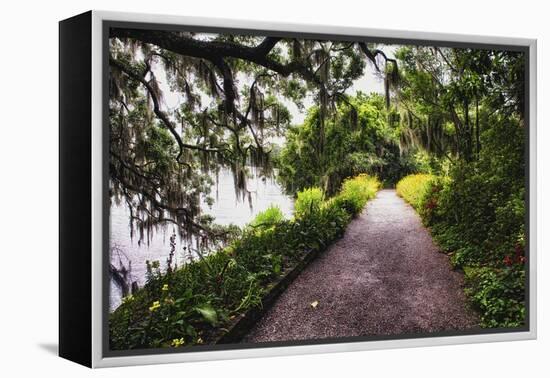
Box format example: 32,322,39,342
396,174,435,210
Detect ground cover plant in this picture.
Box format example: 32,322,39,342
110,175,380,349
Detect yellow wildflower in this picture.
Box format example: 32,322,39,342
171,338,185,347
149,300,161,312
162,284,169,292
196,337,204,344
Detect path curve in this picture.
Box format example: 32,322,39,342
244,189,478,342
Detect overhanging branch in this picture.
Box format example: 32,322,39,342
110,57,224,159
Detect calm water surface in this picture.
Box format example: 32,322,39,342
109,168,293,310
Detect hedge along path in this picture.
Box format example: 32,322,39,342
243,189,478,342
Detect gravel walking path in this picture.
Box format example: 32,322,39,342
243,189,478,343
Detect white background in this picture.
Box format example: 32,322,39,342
0,0,547,376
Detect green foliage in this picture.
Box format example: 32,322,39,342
109,35,402,245
396,115,526,328
277,93,417,195
426,117,525,266
294,188,324,217
333,174,381,215
195,304,219,326
463,266,526,328
396,174,435,211
396,46,525,163
249,205,285,229
110,33,527,341
109,174,380,350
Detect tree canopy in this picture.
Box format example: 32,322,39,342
109,29,525,254
396,46,525,163
108,29,397,245
277,93,415,195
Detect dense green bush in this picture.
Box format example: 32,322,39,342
110,175,380,349
294,187,324,217
395,173,435,211
248,205,285,229
333,174,381,215
395,117,526,329
463,265,526,328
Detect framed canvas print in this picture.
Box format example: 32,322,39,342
59,10,537,368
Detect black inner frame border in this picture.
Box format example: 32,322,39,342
101,19,531,359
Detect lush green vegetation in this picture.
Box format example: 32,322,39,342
109,175,380,349
397,116,526,327
394,45,526,328
395,174,435,211
277,93,416,194
108,28,527,348
294,187,325,217
108,31,399,247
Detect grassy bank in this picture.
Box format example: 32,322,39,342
396,173,525,328
110,174,380,350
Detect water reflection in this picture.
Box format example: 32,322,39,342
109,168,293,310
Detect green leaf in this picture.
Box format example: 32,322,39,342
194,304,218,325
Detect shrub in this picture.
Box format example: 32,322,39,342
395,117,526,329
249,205,285,229
334,174,381,215
294,187,324,217
399,167,526,329
417,176,448,226
110,174,380,350
396,173,435,211
463,265,525,328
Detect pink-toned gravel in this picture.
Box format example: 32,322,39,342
243,189,479,343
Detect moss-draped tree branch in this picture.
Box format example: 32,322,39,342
107,28,400,245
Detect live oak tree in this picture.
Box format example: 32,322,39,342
108,28,398,246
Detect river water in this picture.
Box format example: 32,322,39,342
109,168,294,310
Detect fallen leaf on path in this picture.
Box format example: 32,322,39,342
310,300,319,309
